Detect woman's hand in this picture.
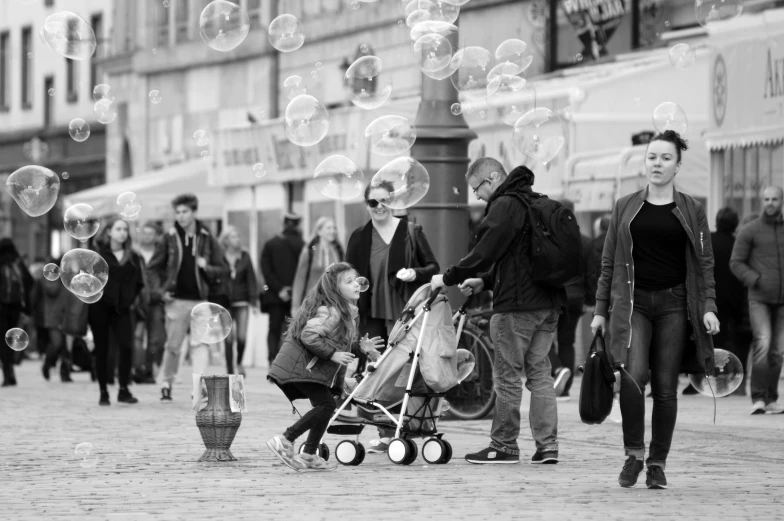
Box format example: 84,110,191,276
359,334,385,353
397,268,416,282
330,351,355,366
703,311,720,335
590,315,606,336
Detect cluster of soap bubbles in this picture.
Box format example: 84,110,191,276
93,84,117,124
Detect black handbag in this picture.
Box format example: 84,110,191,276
578,330,617,425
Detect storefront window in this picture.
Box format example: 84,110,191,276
717,144,784,219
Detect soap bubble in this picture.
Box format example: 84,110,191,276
5,328,29,352
455,348,476,383
407,1,459,24
5,165,61,217
365,115,417,156
193,130,210,147
652,101,688,134
494,39,534,76
116,192,142,220
42,11,96,60
68,118,90,142
200,150,210,160
356,277,370,292
191,303,233,343
513,107,566,165
695,0,743,26
499,85,537,126
93,99,117,124
92,84,114,102
63,203,100,242
450,47,492,99
486,74,527,98
62,172,69,180
43,263,61,281
253,163,267,178
370,157,430,209
408,20,457,42
74,442,98,468
414,33,453,73
149,90,162,104
313,155,365,201
345,56,392,110
199,0,250,52
284,94,330,147
450,102,462,115
668,43,696,69
60,248,109,298
688,349,743,397
269,14,305,52
77,290,103,304
441,0,471,4
283,75,307,100
48,88,55,96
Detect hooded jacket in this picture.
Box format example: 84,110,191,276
442,165,565,314
729,212,784,305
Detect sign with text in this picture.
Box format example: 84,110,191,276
559,0,631,60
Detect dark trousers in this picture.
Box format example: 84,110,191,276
133,303,166,378
547,300,583,395
89,303,134,392
621,284,688,469
360,316,394,438
225,305,249,374
267,303,291,365
0,306,22,383
283,382,337,454
43,328,70,376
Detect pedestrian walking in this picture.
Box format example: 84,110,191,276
730,187,784,415
431,158,565,465
34,257,72,382
0,238,34,387
590,130,720,489
148,193,228,402
218,225,258,376
133,221,166,384
260,214,305,368
88,215,144,406
266,262,384,471
291,217,344,311
346,181,439,453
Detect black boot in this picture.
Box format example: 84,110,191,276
42,363,51,381
60,358,73,383
117,387,138,404
99,389,110,406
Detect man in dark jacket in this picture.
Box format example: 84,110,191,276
147,194,228,402
133,221,166,384
730,186,784,415
261,213,304,367
432,158,565,465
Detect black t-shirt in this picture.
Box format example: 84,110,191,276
175,228,201,300
630,201,688,291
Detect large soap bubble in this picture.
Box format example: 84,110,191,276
60,248,109,298
43,263,61,281
688,349,743,397
513,107,566,165
5,165,61,217
652,102,688,134
191,303,233,343
116,192,142,220
77,290,104,304
284,94,330,147
269,14,305,52
92,84,114,102
5,328,29,352
199,0,250,52
93,99,117,124
68,118,90,142
414,33,453,73
42,11,96,60
283,75,307,100
345,56,392,110
494,39,534,77
313,155,365,201
695,0,743,26
370,157,430,209
365,115,417,156
487,74,527,98
63,203,100,242
499,84,537,126
409,20,457,42
450,47,492,99
668,43,696,69
406,1,459,25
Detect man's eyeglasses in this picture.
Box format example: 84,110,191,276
366,198,389,209
472,178,491,196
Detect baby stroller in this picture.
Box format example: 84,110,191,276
319,284,473,467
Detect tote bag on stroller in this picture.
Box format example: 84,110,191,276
578,331,616,425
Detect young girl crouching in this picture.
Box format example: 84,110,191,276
267,262,383,471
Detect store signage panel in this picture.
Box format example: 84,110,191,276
559,0,631,60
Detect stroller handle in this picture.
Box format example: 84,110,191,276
457,295,474,313
424,287,442,309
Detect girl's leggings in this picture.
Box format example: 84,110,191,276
283,382,337,454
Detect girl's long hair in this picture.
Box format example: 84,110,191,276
94,214,135,263
287,261,358,348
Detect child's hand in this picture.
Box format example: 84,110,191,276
330,351,355,366
360,334,385,353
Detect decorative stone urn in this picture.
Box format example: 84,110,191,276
195,375,242,462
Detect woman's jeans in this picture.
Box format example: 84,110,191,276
283,382,337,455
621,284,688,469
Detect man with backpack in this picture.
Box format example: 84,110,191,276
431,158,572,465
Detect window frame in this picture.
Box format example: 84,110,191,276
0,31,9,111
21,26,33,110
66,58,78,103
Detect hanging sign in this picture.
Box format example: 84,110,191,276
559,0,631,60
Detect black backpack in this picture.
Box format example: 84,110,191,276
578,331,617,425
507,192,582,288
0,262,24,306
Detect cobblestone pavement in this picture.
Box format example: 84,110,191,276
2,359,783,521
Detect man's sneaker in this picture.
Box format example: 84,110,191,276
160,386,172,402
367,439,390,454
751,401,766,415
465,447,519,464
117,388,139,404
765,401,784,414
294,453,337,471
531,450,558,464
646,465,667,489
618,456,644,488
266,435,302,471
553,367,571,397
556,394,571,402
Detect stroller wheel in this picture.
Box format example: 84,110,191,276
441,440,453,464
299,443,330,461
387,438,410,465
422,438,447,464
402,439,418,465
335,440,364,466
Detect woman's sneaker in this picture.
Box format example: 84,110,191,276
618,456,644,487
266,435,302,471
295,453,337,471
646,466,667,489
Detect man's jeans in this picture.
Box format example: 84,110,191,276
622,284,688,469
134,302,166,378
748,300,784,405
489,309,559,456
159,299,210,387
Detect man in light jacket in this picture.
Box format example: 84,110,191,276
730,186,784,415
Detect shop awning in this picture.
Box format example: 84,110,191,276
63,159,223,220
704,125,784,151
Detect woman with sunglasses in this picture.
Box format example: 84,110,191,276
345,181,440,453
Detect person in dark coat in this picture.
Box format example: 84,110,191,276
0,238,34,387
260,213,305,367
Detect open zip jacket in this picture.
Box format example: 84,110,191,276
595,187,717,374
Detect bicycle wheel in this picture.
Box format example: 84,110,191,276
445,326,495,420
